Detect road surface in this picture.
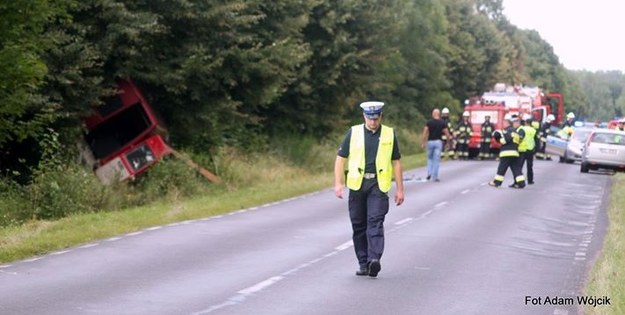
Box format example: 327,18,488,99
0,159,612,315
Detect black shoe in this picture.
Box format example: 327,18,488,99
368,259,381,277
488,181,499,187
509,183,525,189
528,181,534,185
356,265,369,276
434,178,440,182
426,175,431,180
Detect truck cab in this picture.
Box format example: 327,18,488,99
79,80,171,185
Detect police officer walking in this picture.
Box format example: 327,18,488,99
479,115,494,160
489,114,526,188
334,101,405,278
455,111,472,160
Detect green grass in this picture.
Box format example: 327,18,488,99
0,152,426,264
584,174,625,314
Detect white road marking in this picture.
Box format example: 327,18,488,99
461,189,471,194
23,257,41,263
106,237,122,242
146,226,162,231
0,269,17,275
126,231,143,236
0,264,13,269
50,250,70,256
78,243,99,249
334,241,353,251
237,276,284,295
575,252,586,257
434,201,448,208
395,218,414,225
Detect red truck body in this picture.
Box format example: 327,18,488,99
80,80,172,184
464,84,564,156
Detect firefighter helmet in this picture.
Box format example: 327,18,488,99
546,114,555,122
522,113,532,121
567,112,575,119
442,107,450,114
462,111,470,117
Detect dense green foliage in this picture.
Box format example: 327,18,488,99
0,0,618,225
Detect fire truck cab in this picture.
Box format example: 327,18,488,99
464,83,564,158
78,80,172,185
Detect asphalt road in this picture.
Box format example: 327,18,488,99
0,159,612,315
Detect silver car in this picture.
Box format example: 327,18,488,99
545,127,594,163
580,129,625,173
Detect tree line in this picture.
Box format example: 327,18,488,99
0,0,606,180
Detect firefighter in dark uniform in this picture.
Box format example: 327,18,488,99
334,101,404,278
536,114,554,160
455,111,472,160
441,107,455,159
479,115,494,160
489,114,526,188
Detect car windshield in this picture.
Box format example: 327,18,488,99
591,132,625,146
572,129,592,141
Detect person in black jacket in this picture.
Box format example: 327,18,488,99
489,114,526,188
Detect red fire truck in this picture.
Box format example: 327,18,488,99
465,83,564,157
78,80,172,185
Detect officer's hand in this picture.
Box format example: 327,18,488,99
334,184,344,199
394,190,404,206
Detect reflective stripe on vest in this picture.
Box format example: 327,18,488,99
519,125,536,152
346,124,394,192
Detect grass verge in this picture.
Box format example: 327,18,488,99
0,152,425,264
584,173,625,314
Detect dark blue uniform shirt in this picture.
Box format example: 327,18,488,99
337,125,401,173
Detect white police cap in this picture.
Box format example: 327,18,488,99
360,101,385,118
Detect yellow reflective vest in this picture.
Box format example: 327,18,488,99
346,124,394,192
519,125,537,152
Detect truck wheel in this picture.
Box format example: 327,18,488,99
559,156,565,163
580,162,589,173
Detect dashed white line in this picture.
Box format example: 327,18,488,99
334,241,353,251
395,218,414,225
237,276,284,295
434,201,448,208
575,252,586,257
146,226,162,231
126,231,143,236
106,237,122,242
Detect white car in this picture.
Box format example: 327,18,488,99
580,129,625,173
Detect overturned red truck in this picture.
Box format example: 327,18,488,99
78,80,172,185
464,83,564,157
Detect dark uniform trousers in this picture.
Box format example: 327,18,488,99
493,156,525,187
348,178,389,267
520,150,534,183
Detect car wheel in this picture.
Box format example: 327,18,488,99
559,156,565,163
580,162,589,173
